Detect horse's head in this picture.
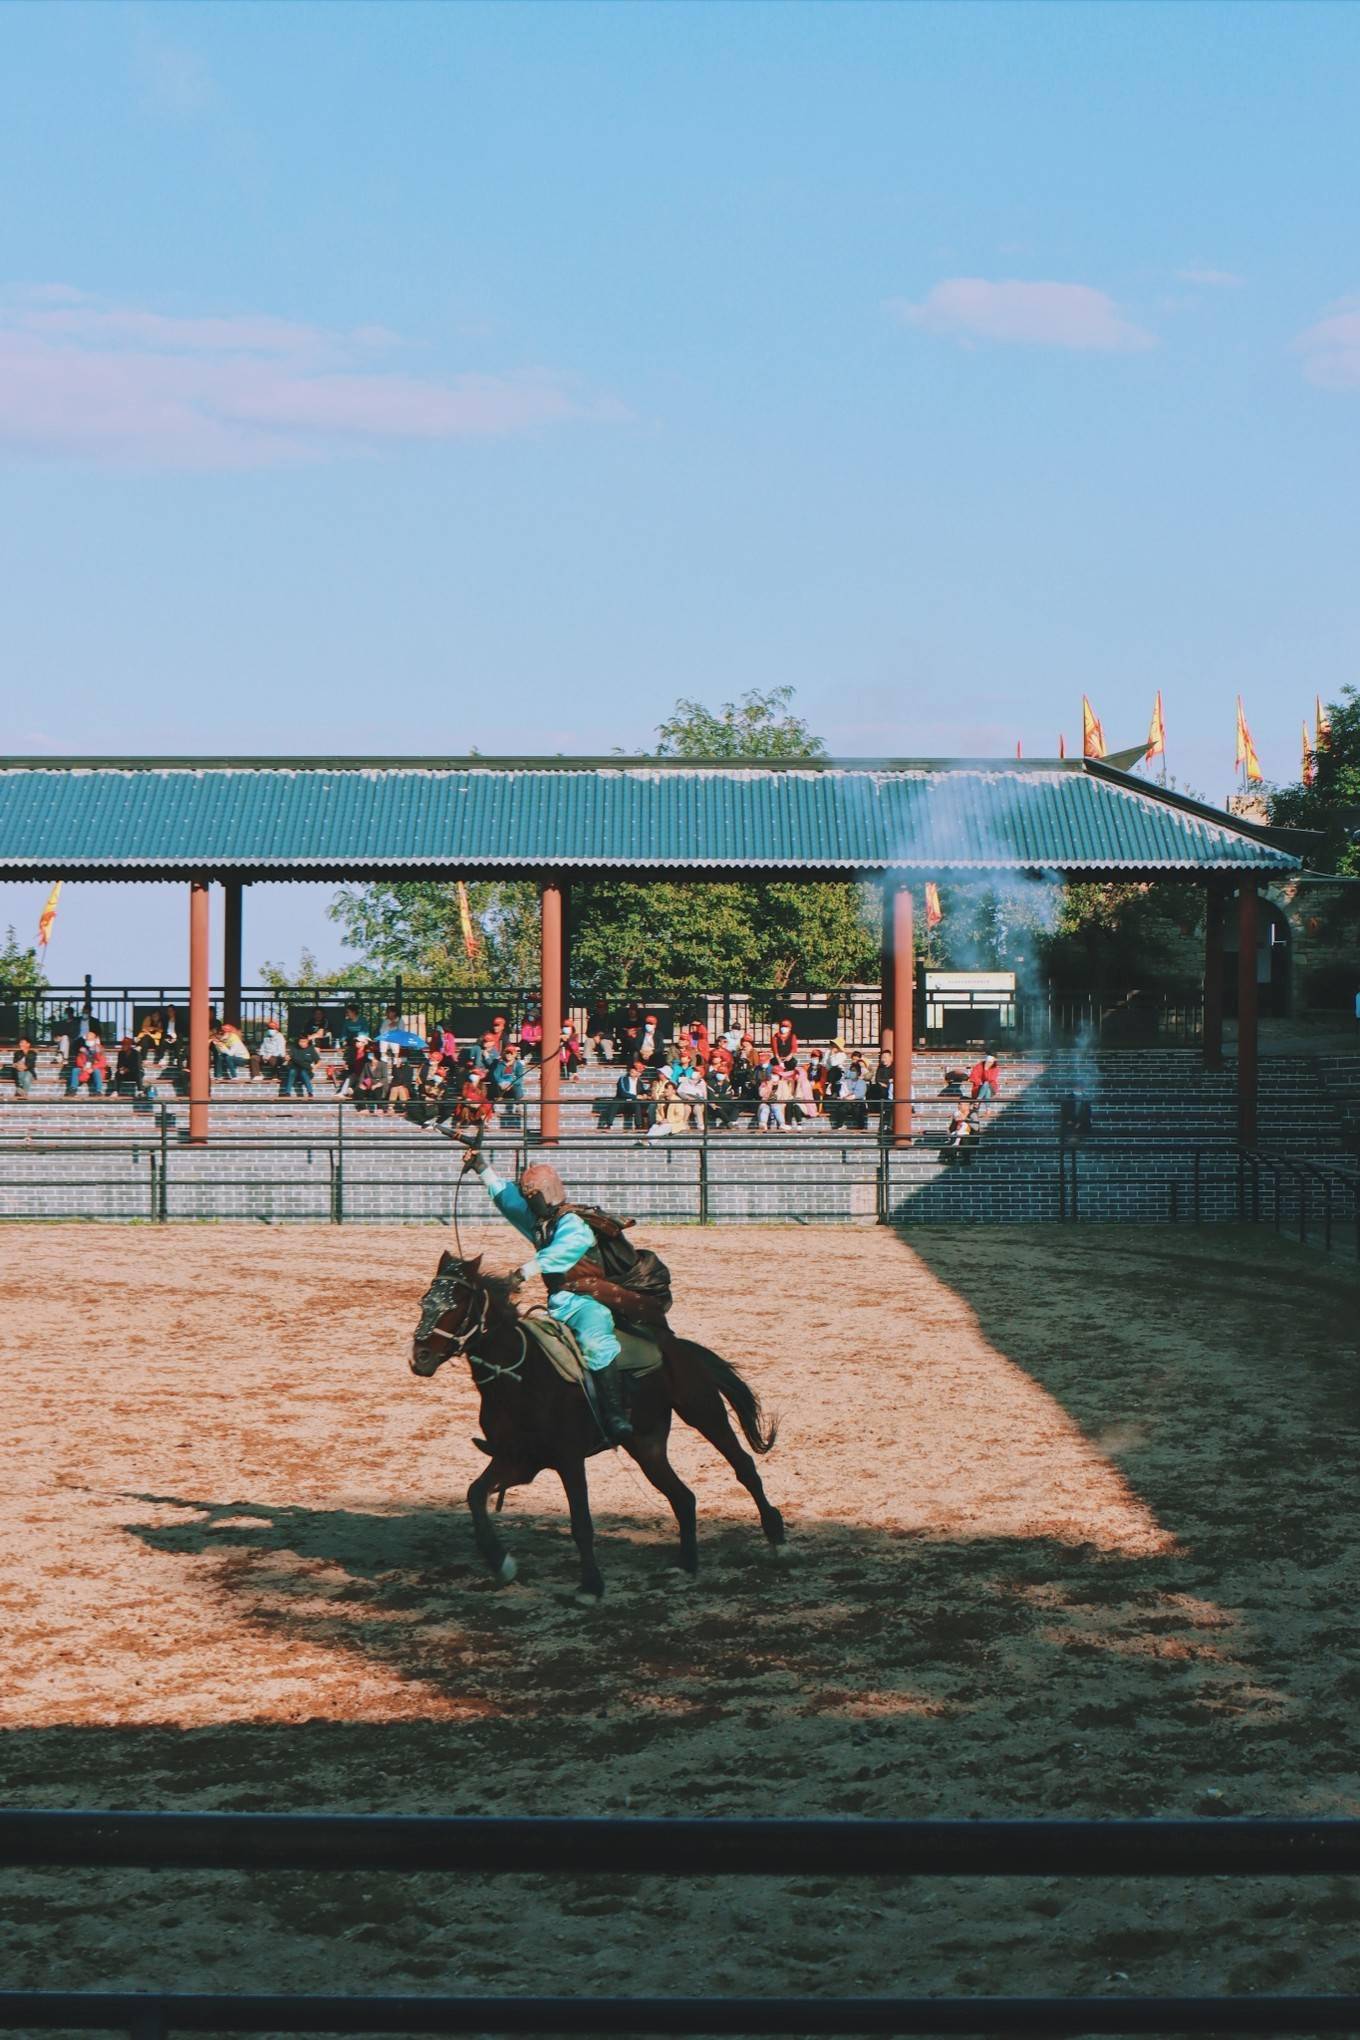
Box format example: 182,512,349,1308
410,1250,487,1377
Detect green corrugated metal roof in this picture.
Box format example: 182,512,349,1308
0,760,1299,876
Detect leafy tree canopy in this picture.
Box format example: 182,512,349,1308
0,925,48,993
1268,684,1360,878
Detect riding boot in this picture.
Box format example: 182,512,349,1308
590,1358,633,1443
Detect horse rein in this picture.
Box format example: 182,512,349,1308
422,1274,527,1384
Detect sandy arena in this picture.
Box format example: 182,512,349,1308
2,1219,1358,2020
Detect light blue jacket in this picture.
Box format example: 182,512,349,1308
478,1167,597,1277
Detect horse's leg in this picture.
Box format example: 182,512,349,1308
467,1457,523,1583
625,1429,699,1575
669,1370,786,1551
556,1455,605,1605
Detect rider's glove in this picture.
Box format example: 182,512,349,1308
511,1261,535,1289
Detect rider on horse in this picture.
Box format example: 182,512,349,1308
465,1150,667,1443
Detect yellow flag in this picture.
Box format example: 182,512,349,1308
1235,697,1262,784
924,882,943,929
1146,690,1166,760
37,881,61,950
1302,721,1314,789
456,881,480,963
1081,696,1106,759
1315,694,1331,749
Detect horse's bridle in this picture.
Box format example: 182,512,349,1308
419,1271,490,1357
418,1271,527,1384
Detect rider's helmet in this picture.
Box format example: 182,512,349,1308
518,1162,567,1223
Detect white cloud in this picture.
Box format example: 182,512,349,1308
1294,299,1360,389
0,290,613,468
891,279,1156,354
1177,267,1246,289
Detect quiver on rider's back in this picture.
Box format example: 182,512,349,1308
559,1204,674,1320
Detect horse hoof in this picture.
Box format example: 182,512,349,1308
575,1589,603,1609
768,1541,791,1562
497,1555,517,1584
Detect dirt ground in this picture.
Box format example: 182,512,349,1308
2,1220,1359,2027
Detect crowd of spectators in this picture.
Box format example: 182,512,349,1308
0,996,1012,1152
596,1019,896,1136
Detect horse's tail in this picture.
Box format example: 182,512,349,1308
691,1343,778,1455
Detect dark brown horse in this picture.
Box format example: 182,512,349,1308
410,1251,785,1602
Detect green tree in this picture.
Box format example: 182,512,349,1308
1268,684,1360,877
0,926,48,993
654,685,829,760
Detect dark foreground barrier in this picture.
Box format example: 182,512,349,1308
2,1812,1359,2034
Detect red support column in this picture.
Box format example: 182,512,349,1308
1202,884,1225,1071
1236,878,1258,1148
189,880,212,1144
879,878,895,1048
891,883,914,1144
540,877,563,1143
560,879,573,1035
223,880,244,1027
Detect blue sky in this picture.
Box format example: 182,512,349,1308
2,1,1358,983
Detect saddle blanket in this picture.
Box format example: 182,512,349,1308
523,1313,664,1385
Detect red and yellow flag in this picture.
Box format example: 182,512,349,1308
1302,721,1315,789
1082,696,1106,759
924,882,943,929
456,881,480,964
1235,697,1262,784
37,881,61,951
1015,739,1022,759
1315,694,1331,750
1146,690,1166,761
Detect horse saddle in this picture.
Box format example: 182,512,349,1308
522,1312,664,1386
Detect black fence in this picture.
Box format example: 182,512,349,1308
0,1108,1336,1234
1,1810,1357,2034
3,983,1209,1054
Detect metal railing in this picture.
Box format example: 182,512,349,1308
2,983,1210,1052
1,1810,1357,2035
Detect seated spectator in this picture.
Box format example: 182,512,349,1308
488,1012,509,1056
680,1016,710,1067
940,1067,970,1098
616,1001,645,1065
826,1036,850,1074
454,1062,495,1130
675,1059,708,1130
307,1008,335,1050
645,1072,687,1140
637,1012,664,1067
134,1009,166,1061
709,1039,735,1079
488,1042,525,1126
338,1004,368,1051
945,1102,978,1164
586,998,613,1062
969,1053,1001,1106
386,1047,419,1112
560,1022,584,1079
829,1055,869,1130
771,1017,799,1062
160,1009,183,1063
868,1051,894,1128
257,1021,288,1080
75,1036,109,1098
788,1060,817,1127
214,1022,251,1081
756,1068,785,1132
114,1037,145,1098
3,1038,38,1095
705,1064,743,1130
353,1041,388,1112
520,1005,543,1061
601,1059,648,1131
281,1029,319,1098
462,1031,500,1072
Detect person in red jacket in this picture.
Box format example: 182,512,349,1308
969,1053,1001,1105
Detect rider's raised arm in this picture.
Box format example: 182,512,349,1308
475,1165,538,1245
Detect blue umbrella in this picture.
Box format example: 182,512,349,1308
377,1027,428,1048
